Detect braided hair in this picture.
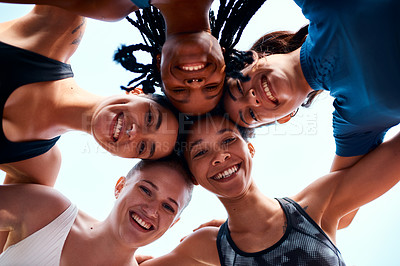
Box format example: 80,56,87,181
114,7,164,94
114,0,268,94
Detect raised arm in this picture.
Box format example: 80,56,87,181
298,131,400,237
0,0,139,21
330,154,363,229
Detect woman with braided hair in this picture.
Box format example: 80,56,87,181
114,0,267,115
4,0,265,115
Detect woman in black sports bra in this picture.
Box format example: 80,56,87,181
0,5,179,186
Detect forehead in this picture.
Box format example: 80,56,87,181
188,116,238,141
131,164,189,205
168,93,223,115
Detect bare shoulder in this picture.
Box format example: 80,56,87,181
142,227,220,266
0,184,71,224
0,184,71,247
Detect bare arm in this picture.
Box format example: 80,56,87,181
330,154,363,229
299,132,400,236
2,146,62,186
0,0,139,21
140,227,221,266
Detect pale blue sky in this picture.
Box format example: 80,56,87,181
1,1,400,265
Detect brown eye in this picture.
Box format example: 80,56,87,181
249,109,258,121
146,110,153,126
172,88,186,94
138,141,146,155
222,137,236,145
205,85,218,92
236,81,244,95
193,149,207,159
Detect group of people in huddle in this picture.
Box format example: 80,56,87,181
1,0,400,265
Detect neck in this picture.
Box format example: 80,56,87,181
153,0,212,35
218,180,278,231
290,48,313,95
83,220,139,265
47,86,104,136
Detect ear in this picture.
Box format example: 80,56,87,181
171,217,181,228
276,114,292,124
221,46,226,54
248,143,255,158
115,176,126,199
277,109,298,124
191,176,199,186
125,87,144,96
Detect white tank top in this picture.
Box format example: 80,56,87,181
0,204,78,266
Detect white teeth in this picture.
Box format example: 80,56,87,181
213,165,239,180
132,213,151,230
181,63,205,71
113,114,123,141
262,80,277,103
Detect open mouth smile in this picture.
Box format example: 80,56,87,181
179,63,206,72
211,163,241,181
130,211,154,231
111,112,124,142
261,76,278,104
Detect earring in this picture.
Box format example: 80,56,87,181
156,54,161,70
290,108,299,118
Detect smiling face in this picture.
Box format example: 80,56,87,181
160,32,226,115
112,163,190,247
91,94,179,159
184,116,253,198
224,52,309,128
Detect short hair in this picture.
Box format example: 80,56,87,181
127,154,194,212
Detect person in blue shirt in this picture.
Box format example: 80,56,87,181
222,0,400,226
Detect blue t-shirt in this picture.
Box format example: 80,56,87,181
130,0,150,8
295,0,400,156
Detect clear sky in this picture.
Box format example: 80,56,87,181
1,1,400,265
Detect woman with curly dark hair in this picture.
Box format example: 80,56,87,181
114,0,267,115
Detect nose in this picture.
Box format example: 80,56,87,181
142,202,158,219
185,78,205,87
212,152,231,166
126,124,140,139
245,88,261,107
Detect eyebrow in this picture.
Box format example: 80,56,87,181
217,128,234,134
239,110,251,126
143,180,179,208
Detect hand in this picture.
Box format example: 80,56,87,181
180,219,225,242
135,254,154,264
